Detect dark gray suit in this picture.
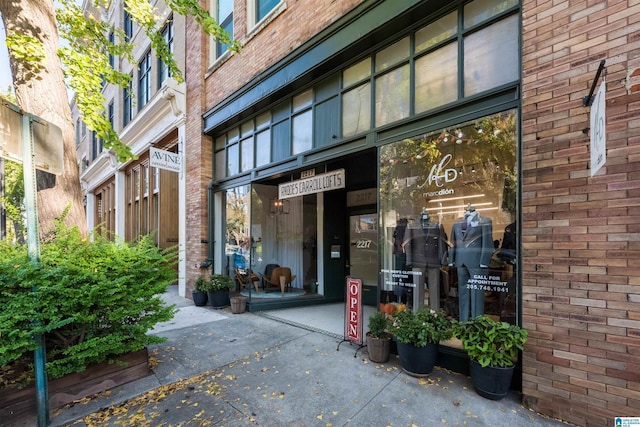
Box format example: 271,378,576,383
449,214,493,321
403,223,448,310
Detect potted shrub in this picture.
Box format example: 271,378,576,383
207,274,234,308
366,311,392,363
453,315,528,400
389,308,454,377
192,276,210,306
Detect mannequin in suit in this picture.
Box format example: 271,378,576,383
403,212,448,310
449,205,493,321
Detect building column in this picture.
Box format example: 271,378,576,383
114,170,126,239
178,123,187,297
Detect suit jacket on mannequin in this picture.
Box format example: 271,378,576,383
403,222,448,268
449,212,493,268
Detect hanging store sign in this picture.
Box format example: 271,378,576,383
278,168,345,199
590,80,606,177
150,147,181,173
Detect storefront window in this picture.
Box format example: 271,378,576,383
379,109,518,327
250,184,317,295
225,185,251,278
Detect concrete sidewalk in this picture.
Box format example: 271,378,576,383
12,287,571,427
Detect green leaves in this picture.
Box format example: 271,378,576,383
0,222,178,381
453,315,528,368
54,0,240,162
389,308,455,347
5,32,46,81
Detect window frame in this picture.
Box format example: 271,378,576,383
138,50,152,110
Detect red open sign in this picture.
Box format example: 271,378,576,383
344,277,363,345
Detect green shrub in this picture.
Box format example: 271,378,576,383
0,222,178,381
209,274,234,291
367,311,390,339
453,315,528,368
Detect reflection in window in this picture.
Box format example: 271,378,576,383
228,143,239,176
375,37,410,72
343,57,371,87
464,14,518,96
241,137,254,172
464,0,518,28
255,129,270,167
415,42,458,112
226,186,251,277
379,110,518,327
292,109,312,154
415,11,457,53
342,83,371,137
375,65,410,127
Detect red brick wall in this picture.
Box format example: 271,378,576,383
203,0,362,108
183,0,362,291
521,1,640,425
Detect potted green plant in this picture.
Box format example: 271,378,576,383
366,311,392,363
192,276,210,306
207,274,234,308
389,308,454,376
453,315,528,400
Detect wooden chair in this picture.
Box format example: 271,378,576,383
264,267,296,295
235,268,260,293
260,263,280,291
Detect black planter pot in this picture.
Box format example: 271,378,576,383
396,341,439,377
469,360,515,400
208,290,230,308
192,291,208,307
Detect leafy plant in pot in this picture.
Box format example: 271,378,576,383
206,274,234,308
389,308,454,376
192,276,210,306
453,315,528,400
366,311,392,363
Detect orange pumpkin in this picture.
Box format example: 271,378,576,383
395,303,407,312
383,303,396,315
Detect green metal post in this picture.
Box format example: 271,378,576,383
22,113,49,426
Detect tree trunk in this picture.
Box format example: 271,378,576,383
0,0,87,237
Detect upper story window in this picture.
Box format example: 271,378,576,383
75,118,81,147
108,101,114,132
158,18,174,86
123,10,133,40
256,0,279,23
138,50,152,109
108,31,115,68
123,73,133,127
215,0,233,59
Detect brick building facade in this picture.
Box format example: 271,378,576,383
521,1,640,425
182,1,638,426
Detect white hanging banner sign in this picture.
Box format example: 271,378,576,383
278,168,345,199
150,147,181,173
590,80,606,177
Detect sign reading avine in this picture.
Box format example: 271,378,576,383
150,147,181,173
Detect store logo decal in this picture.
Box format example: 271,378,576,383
422,154,458,187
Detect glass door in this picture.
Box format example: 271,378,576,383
349,212,378,306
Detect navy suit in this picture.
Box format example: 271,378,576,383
449,214,493,321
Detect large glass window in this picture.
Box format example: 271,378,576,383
379,109,518,327
158,18,174,86
123,10,133,40
216,0,233,58
463,14,519,96
138,50,151,109
257,0,279,22
123,74,132,126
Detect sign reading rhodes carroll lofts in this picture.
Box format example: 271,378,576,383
278,168,345,199
150,147,181,173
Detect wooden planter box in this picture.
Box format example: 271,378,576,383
0,348,150,420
